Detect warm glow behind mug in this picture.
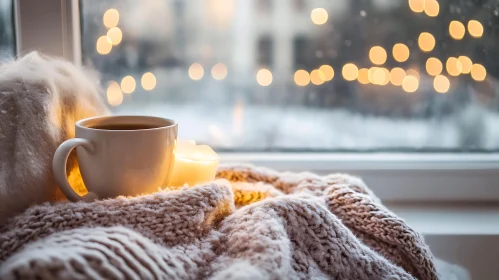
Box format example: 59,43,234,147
167,140,219,187
52,116,177,202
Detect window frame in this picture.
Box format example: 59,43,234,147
14,0,499,202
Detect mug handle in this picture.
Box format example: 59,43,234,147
52,138,96,202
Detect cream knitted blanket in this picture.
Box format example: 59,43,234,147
0,165,438,279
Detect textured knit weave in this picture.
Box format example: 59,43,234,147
0,165,438,280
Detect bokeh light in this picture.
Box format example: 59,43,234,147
294,70,310,86
390,67,406,86
372,69,385,85
256,69,273,86
189,63,204,80
402,76,419,93
458,56,472,74
211,63,228,80
103,9,119,28
392,43,410,63
449,21,465,40
418,32,435,52
433,75,450,94
446,57,462,76
369,46,387,65
426,57,442,76
468,20,484,38
311,8,328,25
409,0,424,13
96,36,112,55
120,75,136,94
471,64,487,81
357,68,369,84
381,68,390,85
368,67,379,83
342,63,359,81
424,0,439,17
107,27,122,46
310,69,326,85
373,68,389,85
319,65,334,81
106,81,123,106
141,72,156,91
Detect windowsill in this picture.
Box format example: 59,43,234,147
388,202,499,235
220,152,499,202
220,152,499,171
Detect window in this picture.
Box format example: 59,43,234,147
79,0,499,152
0,0,15,59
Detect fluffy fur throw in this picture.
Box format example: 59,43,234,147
0,165,440,280
0,52,108,224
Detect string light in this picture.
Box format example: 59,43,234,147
424,0,439,17
446,57,462,76
373,68,389,85
211,63,228,80
357,68,370,84
369,46,387,65
408,0,424,13
458,56,472,74
106,81,123,106
256,69,273,86
319,65,334,81
120,76,136,94
449,21,465,40
294,70,310,86
381,68,390,85
434,75,450,93
342,63,359,81
189,63,204,80
390,68,406,86
468,20,484,38
418,32,435,52
402,76,419,93
368,67,379,84
141,72,156,91
392,43,410,63
471,64,487,81
96,36,112,55
311,8,328,25
310,69,325,85
103,9,119,28
107,27,122,46
426,57,443,76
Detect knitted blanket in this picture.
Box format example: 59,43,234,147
0,165,438,279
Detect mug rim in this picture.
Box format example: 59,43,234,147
76,115,177,132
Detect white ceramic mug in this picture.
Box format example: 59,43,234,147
53,115,178,202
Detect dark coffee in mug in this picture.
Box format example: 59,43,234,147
91,124,158,130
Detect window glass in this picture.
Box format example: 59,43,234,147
81,0,499,151
0,0,15,59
